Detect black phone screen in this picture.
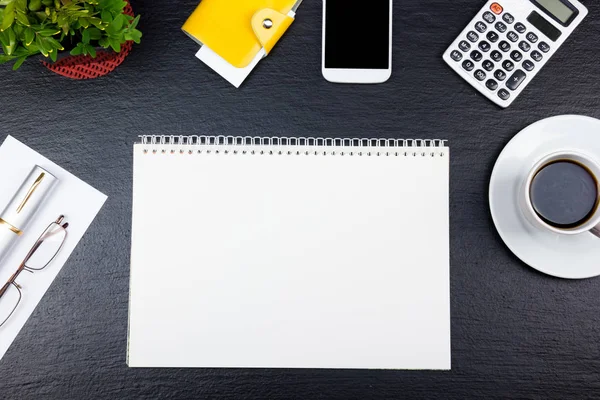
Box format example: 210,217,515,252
324,0,390,69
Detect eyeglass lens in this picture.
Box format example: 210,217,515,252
0,221,67,328
25,223,67,271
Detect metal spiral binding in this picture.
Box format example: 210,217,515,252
140,135,447,157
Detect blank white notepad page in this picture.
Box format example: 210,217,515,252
129,139,450,369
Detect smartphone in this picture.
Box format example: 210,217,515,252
322,0,393,84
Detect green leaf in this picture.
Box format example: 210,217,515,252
37,28,60,36
35,33,48,56
14,45,31,56
87,27,102,40
69,43,83,55
82,28,89,43
78,17,89,28
24,26,33,44
6,26,15,54
129,14,139,30
125,28,141,44
89,17,104,29
12,22,22,36
12,55,25,69
0,31,7,48
1,1,15,31
0,54,18,63
99,0,126,14
34,11,47,22
100,9,112,23
105,18,120,35
49,48,56,61
29,0,42,11
113,13,125,29
15,11,29,26
45,36,63,50
108,36,119,52
86,44,95,57
15,0,26,13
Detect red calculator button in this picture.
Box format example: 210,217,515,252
490,3,503,14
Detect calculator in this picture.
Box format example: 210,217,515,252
443,0,588,108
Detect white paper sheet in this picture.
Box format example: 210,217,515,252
196,47,265,88
0,136,107,361
129,141,450,369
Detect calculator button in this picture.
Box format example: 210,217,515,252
498,89,511,100
487,31,500,43
462,60,475,71
490,51,503,62
459,40,471,52
538,42,550,53
526,32,538,43
470,50,483,62
482,60,494,71
450,50,463,61
506,70,526,90
522,60,535,71
490,3,503,14
498,41,511,52
494,69,507,81
479,41,491,52
475,21,488,33
510,51,523,62
486,79,499,90
531,50,543,62
502,60,514,71
474,69,487,81
495,21,507,33
518,41,531,52
467,31,479,42
503,13,515,24
506,31,519,42
483,12,496,24
514,22,527,33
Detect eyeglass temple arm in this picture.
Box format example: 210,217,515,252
0,281,9,297
0,267,22,297
0,241,36,294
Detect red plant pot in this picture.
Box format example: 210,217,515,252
42,2,135,80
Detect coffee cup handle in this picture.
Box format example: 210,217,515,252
591,225,600,239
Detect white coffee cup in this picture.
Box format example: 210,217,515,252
520,150,600,238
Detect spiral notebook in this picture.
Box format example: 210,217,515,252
128,136,451,370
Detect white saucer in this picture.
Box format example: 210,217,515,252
489,115,600,279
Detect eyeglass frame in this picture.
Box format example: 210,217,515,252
0,215,69,327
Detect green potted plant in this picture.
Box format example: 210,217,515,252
0,0,141,74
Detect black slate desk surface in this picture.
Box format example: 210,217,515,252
1,0,600,399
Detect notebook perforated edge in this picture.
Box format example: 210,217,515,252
138,136,449,158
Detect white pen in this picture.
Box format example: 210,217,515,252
0,166,58,266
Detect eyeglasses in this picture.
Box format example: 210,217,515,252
0,216,68,328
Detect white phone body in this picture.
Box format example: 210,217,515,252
322,0,393,84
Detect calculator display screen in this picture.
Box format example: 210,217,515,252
532,0,576,24
325,0,390,69
535,0,574,23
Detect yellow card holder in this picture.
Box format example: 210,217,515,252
182,0,298,68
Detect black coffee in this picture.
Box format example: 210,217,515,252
530,160,598,228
